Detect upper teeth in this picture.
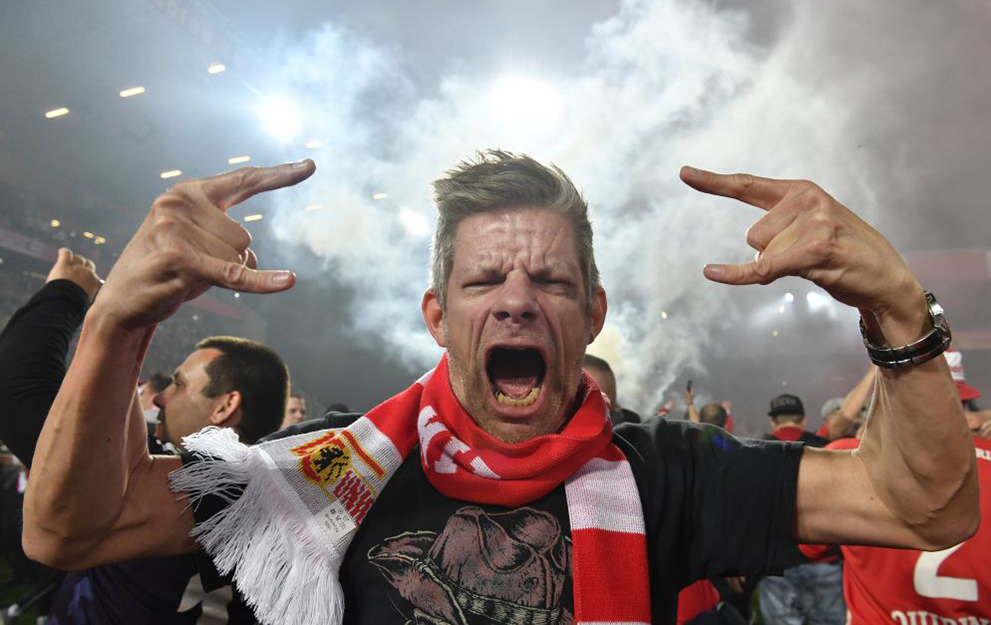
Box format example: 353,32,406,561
496,386,541,407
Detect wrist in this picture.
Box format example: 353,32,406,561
83,303,154,356
862,279,929,347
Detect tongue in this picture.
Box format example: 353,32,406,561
493,375,538,399
488,349,543,399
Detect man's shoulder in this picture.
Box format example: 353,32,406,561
260,411,364,443
613,418,763,464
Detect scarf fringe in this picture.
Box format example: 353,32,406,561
169,427,345,625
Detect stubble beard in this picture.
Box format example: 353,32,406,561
445,343,574,444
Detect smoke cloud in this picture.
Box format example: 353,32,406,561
260,0,991,416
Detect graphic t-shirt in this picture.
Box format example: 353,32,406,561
185,415,805,624
837,436,991,624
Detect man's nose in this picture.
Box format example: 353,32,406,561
493,274,538,323
153,388,169,409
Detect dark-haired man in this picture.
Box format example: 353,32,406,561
24,154,978,625
0,249,289,622
154,336,288,449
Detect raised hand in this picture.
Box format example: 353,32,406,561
46,247,103,302
679,167,925,322
95,161,315,330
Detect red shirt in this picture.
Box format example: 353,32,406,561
838,436,991,623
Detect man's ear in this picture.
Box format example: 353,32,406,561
587,287,608,345
211,390,243,428
422,288,446,348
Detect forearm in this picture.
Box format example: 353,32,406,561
0,280,89,467
857,289,978,545
828,367,874,440
24,307,154,542
687,403,700,423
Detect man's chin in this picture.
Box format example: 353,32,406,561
471,387,569,442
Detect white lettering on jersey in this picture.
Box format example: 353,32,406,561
891,610,989,625
913,543,979,602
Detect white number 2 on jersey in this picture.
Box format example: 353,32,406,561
913,543,978,601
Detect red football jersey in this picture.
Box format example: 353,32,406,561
838,436,991,623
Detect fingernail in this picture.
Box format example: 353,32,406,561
293,159,311,170
271,271,292,285
682,166,702,176
704,264,724,278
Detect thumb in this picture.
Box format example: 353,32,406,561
195,256,296,294
57,247,73,264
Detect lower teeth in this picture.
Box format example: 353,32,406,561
496,386,541,407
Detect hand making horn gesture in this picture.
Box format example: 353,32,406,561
679,167,926,335
96,160,316,330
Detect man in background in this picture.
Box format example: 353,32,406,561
686,390,732,431
759,393,842,625
582,353,641,425
280,393,309,429
763,394,829,446
816,367,875,441
138,372,172,423
0,248,290,622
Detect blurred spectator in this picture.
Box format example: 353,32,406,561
281,393,309,429
946,349,991,433
138,372,172,423
583,353,641,425
759,393,844,625
816,367,876,441
688,399,730,430
763,394,829,446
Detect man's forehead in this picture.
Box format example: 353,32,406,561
178,348,222,378
452,208,579,269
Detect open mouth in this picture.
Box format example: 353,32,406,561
486,347,547,408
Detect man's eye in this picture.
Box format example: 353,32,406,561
465,279,499,288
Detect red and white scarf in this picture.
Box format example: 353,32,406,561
170,354,651,625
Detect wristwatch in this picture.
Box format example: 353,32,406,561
859,291,951,369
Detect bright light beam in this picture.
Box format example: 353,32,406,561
490,75,562,126
398,208,430,238
806,291,834,315
258,97,301,142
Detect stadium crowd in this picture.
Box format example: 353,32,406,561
0,152,988,625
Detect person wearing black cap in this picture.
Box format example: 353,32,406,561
763,394,829,447
759,394,842,625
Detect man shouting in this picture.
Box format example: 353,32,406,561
24,151,977,625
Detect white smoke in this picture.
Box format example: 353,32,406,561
263,0,972,413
